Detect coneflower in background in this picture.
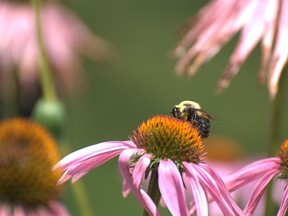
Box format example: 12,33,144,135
0,0,111,115
175,0,287,98
0,118,69,215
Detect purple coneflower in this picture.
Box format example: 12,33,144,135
0,118,69,215
55,115,243,216
0,0,110,112
175,0,287,98
221,139,288,216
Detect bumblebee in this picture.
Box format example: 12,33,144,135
171,100,213,139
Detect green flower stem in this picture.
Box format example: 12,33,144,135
265,65,288,216
30,0,56,102
61,144,95,216
71,181,95,216
143,169,161,216
30,1,94,215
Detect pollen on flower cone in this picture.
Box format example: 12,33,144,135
0,118,62,208
277,140,288,167
130,115,205,164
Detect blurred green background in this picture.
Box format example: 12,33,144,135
56,0,288,215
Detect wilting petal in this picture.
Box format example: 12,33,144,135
158,159,189,216
183,162,208,216
244,170,277,215
277,184,288,216
119,149,161,216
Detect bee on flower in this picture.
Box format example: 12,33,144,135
55,115,243,215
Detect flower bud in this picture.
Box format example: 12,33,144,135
32,99,65,140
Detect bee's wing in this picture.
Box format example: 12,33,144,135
194,109,216,120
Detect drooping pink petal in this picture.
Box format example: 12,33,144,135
70,152,131,183
57,141,135,169
191,163,243,216
122,178,130,198
118,149,161,216
199,163,244,215
224,158,281,192
259,0,278,83
183,162,208,216
175,0,257,75
268,0,288,98
56,141,136,184
244,170,278,215
217,0,273,91
277,183,288,216
132,154,152,188
158,159,189,216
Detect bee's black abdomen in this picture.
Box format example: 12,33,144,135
198,117,210,138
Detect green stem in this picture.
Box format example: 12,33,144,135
31,1,94,215
71,181,95,216
264,65,288,216
143,169,161,216
61,144,95,216
31,0,56,102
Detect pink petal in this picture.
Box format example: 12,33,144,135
225,157,281,192
122,178,131,198
244,170,278,215
0,204,11,216
118,149,161,216
55,141,136,184
132,154,152,189
13,206,26,216
277,183,288,216
231,0,270,62
217,0,272,90
175,0,257,75
259,0,278,83
56,141,136,169
192,163,243,216
269,0,288,98
199,163,244,215
183,162,208,216
49,201,70,216
158,159,189,216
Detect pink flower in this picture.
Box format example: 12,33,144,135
175,0,287,98
55,115,243,215
0,0,110,111
222,140,288,215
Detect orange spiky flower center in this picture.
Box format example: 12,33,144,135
0,118,62,208
277,139,288,179
129,115,205,164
